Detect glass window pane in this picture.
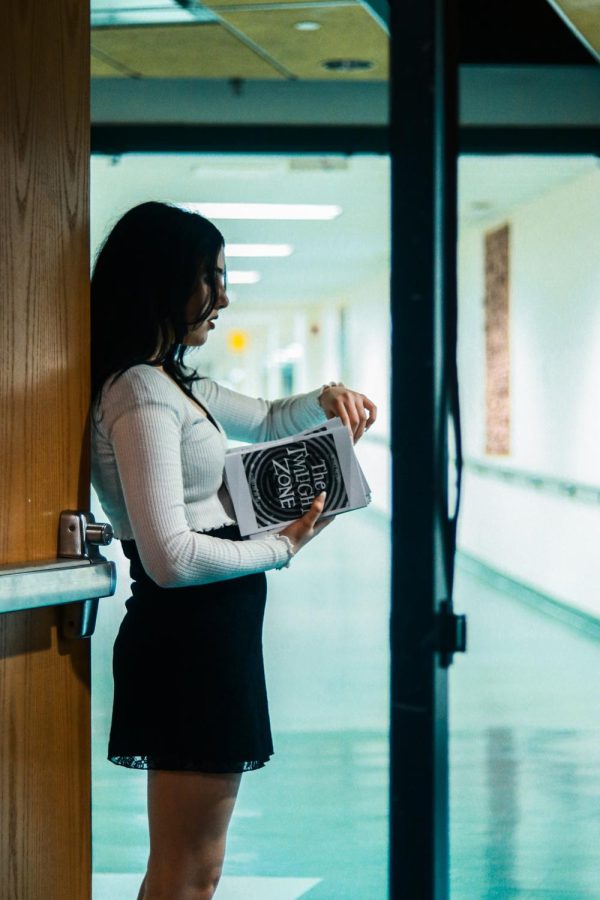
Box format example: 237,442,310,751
452,154,600,897
91,152,391,899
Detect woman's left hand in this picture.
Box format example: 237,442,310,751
318,383,377,443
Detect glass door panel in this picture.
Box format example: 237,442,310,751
90,151,391,900
452,154,600,897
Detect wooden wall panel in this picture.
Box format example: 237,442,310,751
0,0,91,897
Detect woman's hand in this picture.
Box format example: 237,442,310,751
278,491,335,555
318,383,377,443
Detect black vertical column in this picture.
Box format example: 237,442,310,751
389,2,459,898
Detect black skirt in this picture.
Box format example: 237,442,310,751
108,524,273,773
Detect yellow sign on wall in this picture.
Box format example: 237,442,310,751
227,330,249,354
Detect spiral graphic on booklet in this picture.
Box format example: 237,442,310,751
242,433,348,528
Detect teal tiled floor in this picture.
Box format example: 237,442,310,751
92,509,600,897
449,564,600,898
93,731,389,899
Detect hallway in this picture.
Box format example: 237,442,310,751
92,509,600,898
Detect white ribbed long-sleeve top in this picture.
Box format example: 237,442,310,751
91,364,327,588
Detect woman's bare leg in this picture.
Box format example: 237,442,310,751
142,769,242,900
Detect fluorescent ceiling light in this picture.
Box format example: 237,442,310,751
272,342,305,364
90,0,216,28
184,203,342,221
227,271,261,285
226,243,293,258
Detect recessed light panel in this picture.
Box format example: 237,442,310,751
226,244,293,258
227,271,261,285
294,21,322,32
321,59,375,72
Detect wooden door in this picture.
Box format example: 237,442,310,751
0,0,91,897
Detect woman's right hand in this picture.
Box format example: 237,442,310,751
278,491,335,555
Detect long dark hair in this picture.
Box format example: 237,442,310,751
91,201,224,419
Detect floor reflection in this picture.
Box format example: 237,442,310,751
450,561,600,898
484,727,519,895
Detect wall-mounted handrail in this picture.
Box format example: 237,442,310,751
464,458,600,505
331,438,599,508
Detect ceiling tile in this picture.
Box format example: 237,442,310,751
91,23,286,78
204,1,353,6
548,1,600,61
91,51,127,77
203,4,388,80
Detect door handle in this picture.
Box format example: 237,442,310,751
58,509,116,639
0,510,117,638
434,599,467,669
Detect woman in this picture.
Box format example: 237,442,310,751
91,201,377,900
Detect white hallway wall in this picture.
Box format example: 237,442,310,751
457,165,600,619
342,287,391,518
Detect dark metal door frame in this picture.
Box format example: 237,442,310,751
389,2,462,897
90,125,600,158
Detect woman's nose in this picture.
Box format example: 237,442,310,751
219,287,229,308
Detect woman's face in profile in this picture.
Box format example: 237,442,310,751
182,247,228,347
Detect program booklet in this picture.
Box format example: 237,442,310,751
223,417,371,539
